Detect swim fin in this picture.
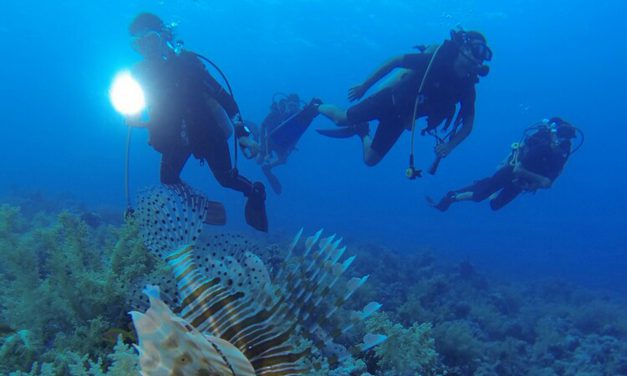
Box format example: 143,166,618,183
245,182,268,232
316,122,369,138
316,127,359,138
262,166,282,195
426,192,455,212
203,200,227,225
268,98,322,155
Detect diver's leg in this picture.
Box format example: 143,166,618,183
467,167,514,202
258,152,286,195
318,104,349,125
431,167,513,211
204,139,254,194
429,190,473,212
319,88,390,128
363,118,404,166
204,139,268,232
489,183,522,210
160,149,191,185
361,134,379,166
345,91,400,166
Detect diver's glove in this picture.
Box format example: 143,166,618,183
233,117,259,159
238,136,260,159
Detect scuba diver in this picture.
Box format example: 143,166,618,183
428,118,583,211
125,13,268,232
316,28,492,176
254,93,321,194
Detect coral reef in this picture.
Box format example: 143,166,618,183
1,194,627,376
349,241,627,375
0,203,149,374
364,312,439,375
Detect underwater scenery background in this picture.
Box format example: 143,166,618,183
1,0,626,375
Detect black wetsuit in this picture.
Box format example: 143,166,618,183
346,40,477,156
134,51,253,194
457,128,571,210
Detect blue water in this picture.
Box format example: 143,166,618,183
1,0,625,292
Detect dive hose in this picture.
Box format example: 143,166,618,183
407,43,443,179
124,126,133,218
194,53,244,169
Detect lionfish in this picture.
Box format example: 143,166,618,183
131,184,386,375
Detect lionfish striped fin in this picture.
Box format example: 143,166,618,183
341,302,383,335
163,240,307,375
271,231,386,364
303,229,323,256
276,229,304,281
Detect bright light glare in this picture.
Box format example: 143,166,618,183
109,71,146,116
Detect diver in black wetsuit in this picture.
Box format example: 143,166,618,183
126,13,268,232
429,118,581,211
254,93,321,194
317,29,492,169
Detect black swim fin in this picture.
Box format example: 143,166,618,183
316,127,359,138
245,182,268,232
316,122,369,139
203,200,227,225
426,192,455,212
262,166,282,195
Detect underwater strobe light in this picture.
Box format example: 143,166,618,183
109,71,146,116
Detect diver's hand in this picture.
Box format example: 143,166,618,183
512,162,523,175
348,84,368,102
521,180,542,192
536,176,552,189
238,136,260,159
435,143,452,158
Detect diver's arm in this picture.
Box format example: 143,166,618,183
450,114,473,148
436,114,474,157
234,125,260,158
436,86,477,157
349,55,405,101
202,73,241,118
190,53,241,118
